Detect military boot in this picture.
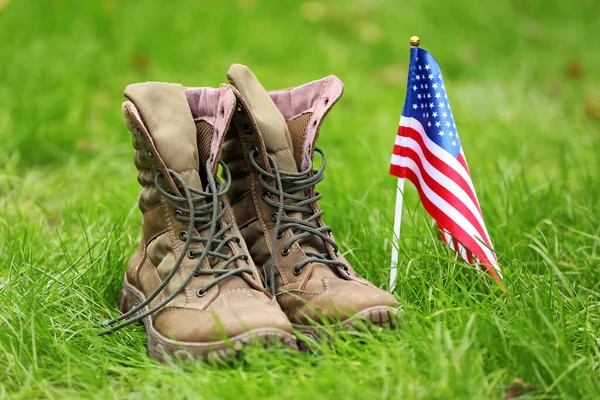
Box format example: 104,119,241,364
220,65,400,343
101,82,297,362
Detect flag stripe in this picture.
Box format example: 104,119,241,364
442,227,473,263
390,160,502,281
390,160,495,264
399,116,476,195
391,140,491,247
394,123,479,212
457,152,470,175
392,119,493,247
397,165,502,281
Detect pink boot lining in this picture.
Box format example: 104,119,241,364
185,85,236,171
268,75,344,170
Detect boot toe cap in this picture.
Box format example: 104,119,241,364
290,279,400,325
153,299,293,343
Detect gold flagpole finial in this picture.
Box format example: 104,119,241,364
409,36,420,47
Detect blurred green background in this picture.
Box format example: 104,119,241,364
1,0,599,399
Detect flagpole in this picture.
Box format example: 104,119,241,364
389,177,405,291
389,35,420,292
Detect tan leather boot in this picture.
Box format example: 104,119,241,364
101,82,297,362
220,65,400,344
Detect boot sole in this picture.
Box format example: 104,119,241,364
119,276,298,364
292,306,402,351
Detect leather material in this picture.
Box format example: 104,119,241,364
121,82,293,343
227,64,298,173
221,65,398,326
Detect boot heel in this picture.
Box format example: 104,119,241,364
118,288,128,314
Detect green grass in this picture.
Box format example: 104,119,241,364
1,0,599,398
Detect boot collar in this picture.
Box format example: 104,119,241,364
185,84,236,174
268,75,344,170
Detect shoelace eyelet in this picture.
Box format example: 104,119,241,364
277,230,285,239
271,213,277,222
293,266,302,276
179,231,187,241
244,124,252,134
282,247,290,256
220,200,226,210
99,161,257,335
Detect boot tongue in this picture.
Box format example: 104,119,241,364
124,82,203,191
226,64,298,173
227,65,337,279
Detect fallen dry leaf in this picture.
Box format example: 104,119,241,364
565,58,583,79
584,97,600,120
132,51,149,73
75,139,98,153
502,378,536,399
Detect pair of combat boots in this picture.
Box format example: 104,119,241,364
101,64,400,363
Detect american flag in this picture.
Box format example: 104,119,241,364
389,46,503,284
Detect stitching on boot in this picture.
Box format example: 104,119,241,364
221,288,256,309
162,197,193,304
146,255,166,303
242,136,290,288
271,148,295,158
277,291,321,299
143,202,163,214
133,245,147,288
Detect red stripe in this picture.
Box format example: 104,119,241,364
466,248,473,264
392,126,479,209
438,225,475,265
391,147,491,247
457,153,471,176
457,152,484,216
391,165,502,284
392,125,490,243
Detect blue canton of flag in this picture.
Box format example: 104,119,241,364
403,49,461,157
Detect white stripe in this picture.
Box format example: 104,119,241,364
444,229,482,271
457,242,469,262
399,157,502,276
394,117,493,249
391,138,491,246
443,229,468,262
442,229,453,245
397,116,477,196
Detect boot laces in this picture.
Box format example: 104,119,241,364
250,147,348,294
99,159,253,335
